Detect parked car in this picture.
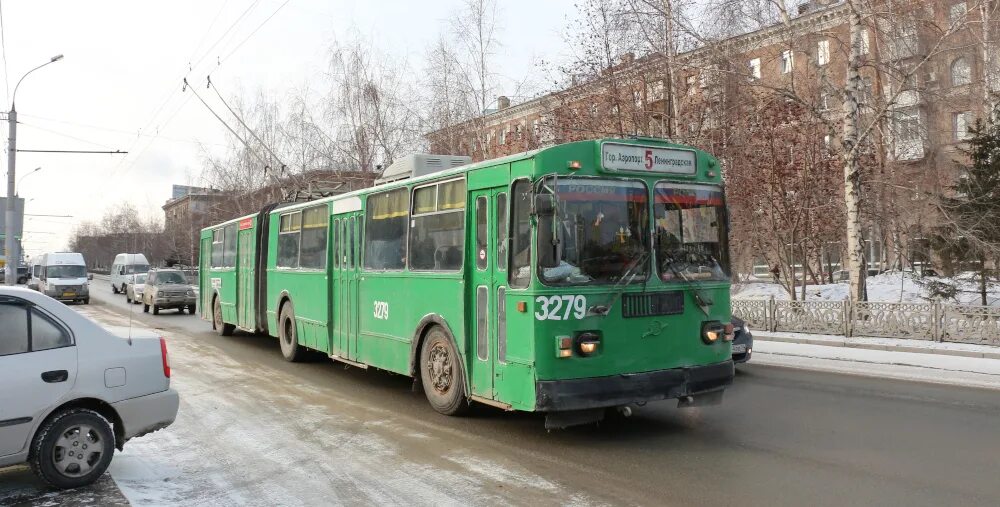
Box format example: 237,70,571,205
16,266,29,285
125,273,147,304
142,269,197,315
110,253,150,295
0,286,179,489
732,316,753,363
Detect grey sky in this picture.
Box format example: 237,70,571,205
4,0,574,257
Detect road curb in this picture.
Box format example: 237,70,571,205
757,334,1000,360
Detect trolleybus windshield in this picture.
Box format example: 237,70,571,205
537,176,650,285
654,182,729,282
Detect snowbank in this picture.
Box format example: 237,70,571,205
733,271,999,305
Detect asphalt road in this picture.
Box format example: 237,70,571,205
5,280,1000,506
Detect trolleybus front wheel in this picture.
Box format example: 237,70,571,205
419,326,469,416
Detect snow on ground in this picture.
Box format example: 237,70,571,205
752,340,1000,391
734,271,1000,305
73,306,597,507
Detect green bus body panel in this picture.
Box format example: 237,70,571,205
199,138,730,414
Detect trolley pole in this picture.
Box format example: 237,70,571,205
4,107,15,284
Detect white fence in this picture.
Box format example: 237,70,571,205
732,298,1000,346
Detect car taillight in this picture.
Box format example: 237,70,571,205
160,337,171,378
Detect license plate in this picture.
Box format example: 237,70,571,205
62,292,76,298
732,344,747,354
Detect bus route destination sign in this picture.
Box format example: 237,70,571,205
601,142,696,174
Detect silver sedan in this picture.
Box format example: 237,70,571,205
0,287,179,489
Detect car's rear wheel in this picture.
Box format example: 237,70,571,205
111,284,119,294
188,304,197,315
120,283,127,294
153,304,160,315
419,326,469,416
213,297,234,336
278,303,305,362
29,408,115,490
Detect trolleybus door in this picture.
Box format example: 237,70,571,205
336,214,361,361
236,227,255,330
200,236,211,317
469,187,510,400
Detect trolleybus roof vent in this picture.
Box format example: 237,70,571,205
375,153,472,185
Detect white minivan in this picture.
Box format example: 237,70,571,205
110,253,150,294
36,252,91,304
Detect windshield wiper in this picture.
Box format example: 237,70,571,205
663,254,713,316
588,251,649,316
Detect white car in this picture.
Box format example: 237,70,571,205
125,273,147,304
0,287,179,489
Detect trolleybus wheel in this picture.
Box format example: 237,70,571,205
213,297,234,336
278,303,305,362
419,326,469,416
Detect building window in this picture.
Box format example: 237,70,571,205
892,106,924,160
686,75,697,95
860,29,870,55
749,58,761,80
949,2,968,25
408,179,465,271
365,187,409,271
531,119,540,138
954,111,974,140
951,57,972,86
820,90,831,111
499,127,507,145
818,40,830,66
781,50,794,74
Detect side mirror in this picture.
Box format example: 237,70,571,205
534,194,555,217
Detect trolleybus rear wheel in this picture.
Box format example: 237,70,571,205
419,326,469,416
278,303,305,362
213,296,234,336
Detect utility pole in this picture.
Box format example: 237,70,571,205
5,105,15,283
6,54,63,285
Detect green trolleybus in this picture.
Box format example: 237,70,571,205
199,138,735,428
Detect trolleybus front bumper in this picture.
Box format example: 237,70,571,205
535,359,734,413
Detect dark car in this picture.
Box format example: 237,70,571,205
16,266,29,284
732,316,753,363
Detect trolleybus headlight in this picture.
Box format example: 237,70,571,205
574,332,601,356
701,321,725,344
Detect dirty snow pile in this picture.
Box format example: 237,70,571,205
733,271,1000,306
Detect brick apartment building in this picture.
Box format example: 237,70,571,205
426,0,997,275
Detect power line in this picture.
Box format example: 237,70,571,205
188,0,232,65
17,121,116,150
17,149,127,154
216,0,292,68
189,0,261,72
186,78,270,169
18,113,228,147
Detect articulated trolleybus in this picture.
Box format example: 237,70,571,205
200,138,734,428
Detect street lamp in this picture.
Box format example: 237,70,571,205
6,54,63,284
16,167,41,195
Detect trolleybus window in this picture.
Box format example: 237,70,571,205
537,177,649,285
211,228,224,268
509,179,532,288
497,192,508,271
222,223,237,266
408,179,466,271
278,212,301,268
365,188,408,270
475,196,488,270
654,183,729,282
299,205,328,269
332,219,340,269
